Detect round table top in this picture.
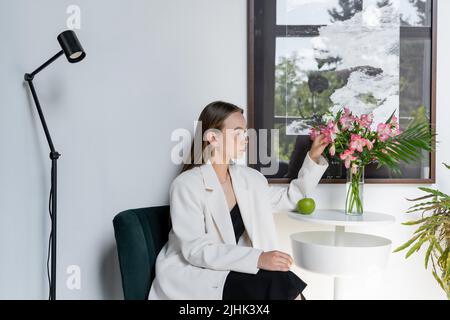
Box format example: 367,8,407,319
286,208,395,227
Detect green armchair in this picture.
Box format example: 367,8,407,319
113,206,170,300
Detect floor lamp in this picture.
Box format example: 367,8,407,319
24,30,86,300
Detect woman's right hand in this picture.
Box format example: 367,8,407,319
257,250,293,272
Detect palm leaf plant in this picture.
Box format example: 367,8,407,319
394,162,450,299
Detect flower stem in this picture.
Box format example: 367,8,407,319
346,165,364,215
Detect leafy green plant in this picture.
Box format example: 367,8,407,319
394,163,450,299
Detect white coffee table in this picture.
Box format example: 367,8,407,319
286,209,395,299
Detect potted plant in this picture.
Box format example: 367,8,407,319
394,162,450,299
310,107,434,215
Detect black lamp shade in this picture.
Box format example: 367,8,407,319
57,30,86,63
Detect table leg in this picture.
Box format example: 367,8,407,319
334,225,345,245
333,277,345,300
333,226,345,299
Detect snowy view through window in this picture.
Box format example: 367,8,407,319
275,0,427,135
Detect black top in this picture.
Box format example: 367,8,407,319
230,203,245,244
224,204,308,300
224,203,308,300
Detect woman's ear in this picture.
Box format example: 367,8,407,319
205,129,222,148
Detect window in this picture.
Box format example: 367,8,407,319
248,0,436,183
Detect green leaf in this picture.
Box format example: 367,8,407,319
405,235,428,258
447,253,450,277
413,223,434,234
405,194,435,202
444,162,450,170
386,146,416,162
402,218,428,226
432,271,445,290
424,242,434,269
405,204,440,213
407,201,438,210
389,121,436,161
431,236,444,254
418,187,449,199
385,109,397,124
393,233,422,253
372,150,402,175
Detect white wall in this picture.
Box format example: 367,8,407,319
0,0,246,299
0,0,447,299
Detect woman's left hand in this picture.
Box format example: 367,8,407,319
309,134,329,164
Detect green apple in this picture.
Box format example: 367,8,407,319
296,198,316,215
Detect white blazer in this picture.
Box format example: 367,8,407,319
148,151,329,300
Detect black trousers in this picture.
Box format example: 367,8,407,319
222,269,307,300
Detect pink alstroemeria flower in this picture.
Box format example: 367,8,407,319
309,127,322,141
350,134,365,152
339,107,356,130
329,143,336,156
389,115,402,137
349,134,373,152
358,113,374,128
391,115,399,125
340,149,357,169
343,107,351,116
322,121,339,143
327,120,339,132
377,123,392,142
365,139,374,150
340,117,355,130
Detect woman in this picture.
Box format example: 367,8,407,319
149,101,329,300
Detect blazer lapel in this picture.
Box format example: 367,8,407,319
228,163,255,246
200,161,236,245
199,160,255,246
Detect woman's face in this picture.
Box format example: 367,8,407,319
209,111,248,163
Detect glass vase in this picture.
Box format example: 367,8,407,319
345,165,364,215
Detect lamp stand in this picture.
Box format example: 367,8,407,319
24,50,64,300
24,29,85,300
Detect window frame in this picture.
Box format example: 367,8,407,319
247,0,437,184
